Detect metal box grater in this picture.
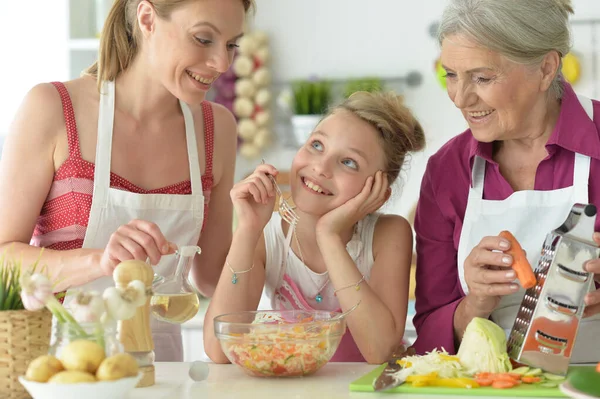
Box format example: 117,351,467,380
506,203,600,375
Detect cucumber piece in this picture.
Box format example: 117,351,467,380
568,368,600,397
542,372,566,381
524,368,543,376
511,366,531,375
539,381,560,388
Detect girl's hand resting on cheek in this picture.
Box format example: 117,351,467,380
316,170,388,239
231,163,278,234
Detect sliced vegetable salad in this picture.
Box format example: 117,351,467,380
222,313,340,377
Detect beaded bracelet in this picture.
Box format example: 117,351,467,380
226,260,254,284
333,275,366,296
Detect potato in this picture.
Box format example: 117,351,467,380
60,340,106,373
25,355,64,382
96,353,139,381
48,370,96,384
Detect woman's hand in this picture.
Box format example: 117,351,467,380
100,219,176,276
316,170,388,240
463,235,519,316
583,232,600,318
230,163,277,233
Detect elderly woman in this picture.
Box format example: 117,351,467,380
414,0,600,363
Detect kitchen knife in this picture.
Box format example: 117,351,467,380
372,344,416,391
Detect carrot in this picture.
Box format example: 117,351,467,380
521,376,542,384
474,377,494,387
493,373,521,384
492,380,517,389
506,373,522,381
596,362,600,373
499,230,537,289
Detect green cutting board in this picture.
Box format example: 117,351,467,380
349,364,589,397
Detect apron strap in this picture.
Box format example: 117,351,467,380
179,100,202,195
180,101,202,195
573,94,593,203
471,155,486,199
93,80,116,206
180,101,203,225
573,153,591,203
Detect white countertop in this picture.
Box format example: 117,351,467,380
127,362,566,399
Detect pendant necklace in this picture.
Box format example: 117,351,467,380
292,227,330,303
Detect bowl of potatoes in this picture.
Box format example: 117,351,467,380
18,339,141,399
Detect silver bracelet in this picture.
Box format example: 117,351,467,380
226,259,254,284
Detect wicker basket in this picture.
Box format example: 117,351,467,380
0,309,52,399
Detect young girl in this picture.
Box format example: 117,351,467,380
204,91,425,364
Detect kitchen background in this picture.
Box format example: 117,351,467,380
0,0,599,361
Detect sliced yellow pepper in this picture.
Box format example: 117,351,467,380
408,376,479,389
407,372,439,385
439,354,460,362
430,378,480,389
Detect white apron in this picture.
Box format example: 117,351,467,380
457,95,600,363
64,80,205,362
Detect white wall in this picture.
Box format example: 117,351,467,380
251,0,600,218
0,1,69,137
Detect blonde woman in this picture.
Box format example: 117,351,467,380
0,0,253,361
414,0,600,363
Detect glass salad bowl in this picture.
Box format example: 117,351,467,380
214,310,347,377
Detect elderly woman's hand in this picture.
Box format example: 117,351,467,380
582,232,600,318
99,219,177,276
463,235,520,316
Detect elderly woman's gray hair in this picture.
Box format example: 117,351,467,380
438,0,574,99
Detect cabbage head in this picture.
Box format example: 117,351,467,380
456,317,512,375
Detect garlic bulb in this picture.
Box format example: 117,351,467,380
240,142,260,159
233,97,255,118
255,46,270,65
255,89,272,107
252,68,271,87
238,118,258,140
235,78,256,98
253,128,271,148
70,291,105,323
253,31,269,46
238,35,258,56
233,55,254,78
254,110,271,127
19,272,53,311
103,280,147,321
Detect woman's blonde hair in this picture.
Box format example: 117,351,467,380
326,91,425,183
84,0,255,90
438,0,574,99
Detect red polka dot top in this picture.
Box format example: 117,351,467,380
31,82,215,251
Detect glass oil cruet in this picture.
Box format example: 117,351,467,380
150,245,202,324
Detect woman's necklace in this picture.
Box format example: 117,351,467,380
292,227,330,303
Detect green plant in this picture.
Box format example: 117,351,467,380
292,79,332,115
343,77,384,99
0,256,23,311
0,251,47,311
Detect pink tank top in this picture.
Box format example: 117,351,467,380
31,82,215,251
